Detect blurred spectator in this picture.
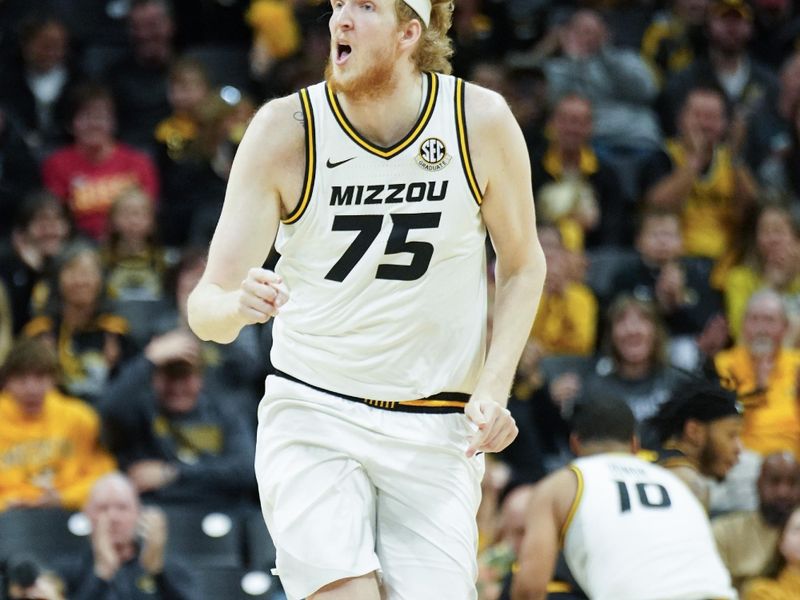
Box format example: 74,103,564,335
577,296,688,448
145,248,264,407
100,333,257,510
0,337,115,512
58,472,198,600
0,12,78,158
3,555,66,600
749,0,800,71
154,58,210,164
22,243,135,405
0,280,11,363
245,0,301,80
647,377,744,508
531,95,630,248
744,52,800,189
0,106,41,237
102,187,167,305
542,9,662,151
42,83,159,241
713,452,800,593
744,503,800,599
640,0,709,87
0,191,70,335
715,289,800,458
723,203,800,342
181,92,256,247
530,223,598,357
105,0,175,152
153,58,221,247
0,191,70,334
612,208,723,345
661,0,779,135
642,86,758,260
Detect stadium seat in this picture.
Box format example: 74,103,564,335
0,508,91,565
161,507,245,569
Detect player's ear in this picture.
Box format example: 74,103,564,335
684,419,705,446
398,18,422,49
630,435,640,454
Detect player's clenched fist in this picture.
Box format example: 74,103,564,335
465,395,519,457
237,267,289,324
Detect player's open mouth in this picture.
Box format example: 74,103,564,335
335,44,352,65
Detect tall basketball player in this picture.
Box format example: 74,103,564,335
187,0,546,598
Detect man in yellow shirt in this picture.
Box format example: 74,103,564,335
0,338,115,511
531,223,597,357
642,86,758,259
715,289,800,458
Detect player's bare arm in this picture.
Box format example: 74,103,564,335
511,468,577,600
187,95,304,343
463,83,546,457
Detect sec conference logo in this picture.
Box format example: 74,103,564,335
415,137,451,172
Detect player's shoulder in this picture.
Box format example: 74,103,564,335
244,92,306,154
461,81,513,129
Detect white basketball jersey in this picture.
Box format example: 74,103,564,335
271,73,488,400
563,454,736,600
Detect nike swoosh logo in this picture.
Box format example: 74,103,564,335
326,157,356,168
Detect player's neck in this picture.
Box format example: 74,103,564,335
667,438,699,461
578,441,632,456
337,68,424,148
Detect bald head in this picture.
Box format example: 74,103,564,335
87,472,139,511
86,473,141,548
743,289,788,351
758,452,800,526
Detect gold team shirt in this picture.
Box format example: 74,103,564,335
665,139,737,259
715,346,800,457
531,282,598,356
0,389,116,510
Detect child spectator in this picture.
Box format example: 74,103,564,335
0,337,115,512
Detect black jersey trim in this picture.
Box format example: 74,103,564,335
272,369,469,413
454,78,483,206
283,88,316,225
325,72,438,159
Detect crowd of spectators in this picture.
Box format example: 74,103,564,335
3,0,800,598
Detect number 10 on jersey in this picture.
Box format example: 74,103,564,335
615,481,672,513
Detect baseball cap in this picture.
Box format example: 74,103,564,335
156,354,205,377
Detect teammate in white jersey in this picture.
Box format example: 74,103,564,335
512,397,736,600
186,0,546,598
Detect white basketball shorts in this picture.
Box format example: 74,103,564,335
255,374,485,599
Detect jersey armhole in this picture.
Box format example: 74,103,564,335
282,87,316,225
454,78,483,207
559,464,584,547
